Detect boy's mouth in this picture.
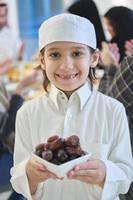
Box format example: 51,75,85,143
56,73,78,79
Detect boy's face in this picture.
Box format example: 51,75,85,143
41,42,98,97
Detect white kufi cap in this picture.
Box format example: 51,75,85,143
39,13,97,51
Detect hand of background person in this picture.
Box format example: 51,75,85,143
17,41,25,61
67,159,106,188
125,39,133,56
0,58,13,75
100,42,120,67
14,69,43,95
26,159,57,195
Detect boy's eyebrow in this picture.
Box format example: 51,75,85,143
46,46,86,52
72,47,86,50
46,48,59,52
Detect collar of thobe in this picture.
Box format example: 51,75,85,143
49,81,92,110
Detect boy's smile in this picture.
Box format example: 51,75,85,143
55,73,78,80
41,42,97,97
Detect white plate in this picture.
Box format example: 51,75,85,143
31,153,91,178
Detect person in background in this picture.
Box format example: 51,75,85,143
108,56,133,200
67,0,106,49
10,13,133,200
104,6,133,61
0,0,24,62
100,39,133,200
99,37,133,94
0,60,42,199
99,6,133,93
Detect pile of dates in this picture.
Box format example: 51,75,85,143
35,135,87,165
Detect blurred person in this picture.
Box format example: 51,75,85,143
100,41,133,200
107,56,133,200
100,44,133,142
104,6,133,61
0,0,24,62
67,0,106,49
0,61,43,155
0,61,43,199
99,37,133,93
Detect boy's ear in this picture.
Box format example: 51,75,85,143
39,53,45,70
91,49,100,68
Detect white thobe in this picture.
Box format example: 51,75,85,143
10,82,133,200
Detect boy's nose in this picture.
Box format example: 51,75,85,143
60,57,74,70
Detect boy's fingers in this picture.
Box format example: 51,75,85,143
74,169,96,176
74,160,98,171
29,159,47,171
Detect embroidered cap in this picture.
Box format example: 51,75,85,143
39,13,97,51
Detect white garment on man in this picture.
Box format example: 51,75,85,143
0,26,21,61
10,82,133,200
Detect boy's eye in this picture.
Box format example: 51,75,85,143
72,51,83,57
49,52,60,58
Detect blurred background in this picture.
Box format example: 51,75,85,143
8,0,133,60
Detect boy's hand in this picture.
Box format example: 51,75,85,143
26,159,57,195
67,159,106,188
